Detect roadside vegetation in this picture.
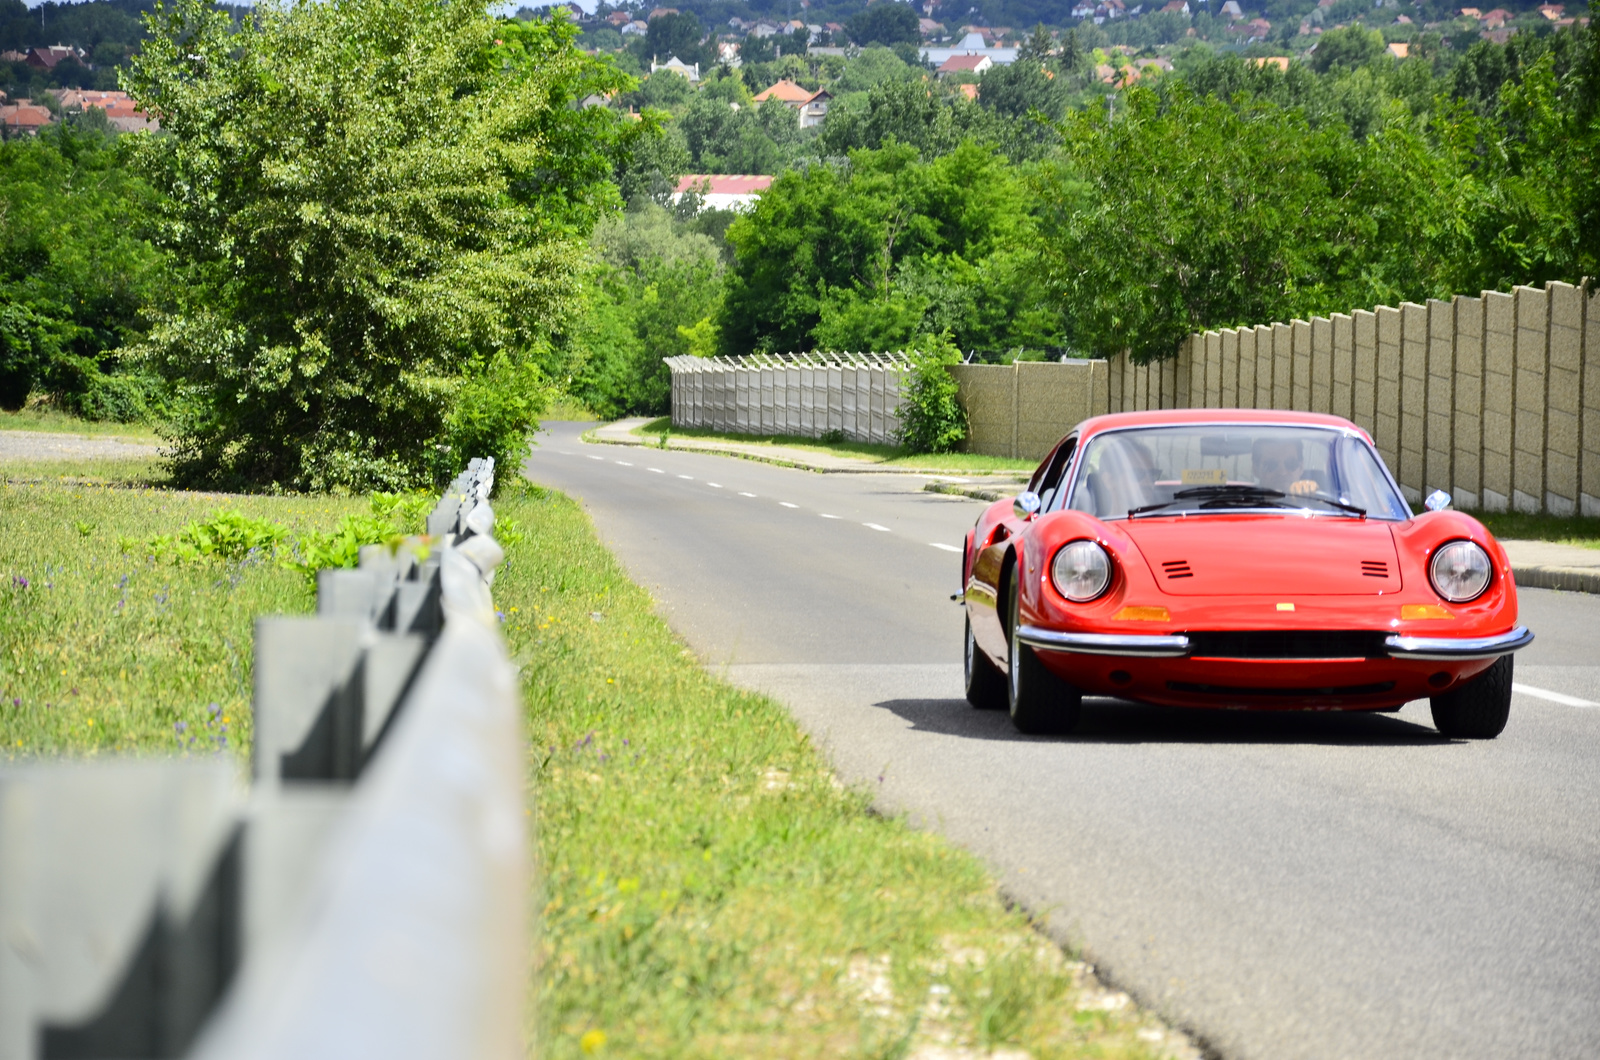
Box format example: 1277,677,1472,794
1468,509,1600,549
499,484,1182,1059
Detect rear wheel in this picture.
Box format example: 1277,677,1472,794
1430,653,1514,739
1007,578,1082,735
965,612,1007,709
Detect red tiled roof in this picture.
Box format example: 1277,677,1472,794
937,54,990,72
675,174,775,195
753,79,817,103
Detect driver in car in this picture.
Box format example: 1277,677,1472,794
1252,437,1319,495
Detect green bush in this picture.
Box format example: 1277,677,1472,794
124,509,288,563
896,339,967,454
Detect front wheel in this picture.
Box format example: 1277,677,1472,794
1430,653,1513,739
965,612,1007,709
1007,577,1082,735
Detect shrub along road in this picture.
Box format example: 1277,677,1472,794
524,420,1600,1060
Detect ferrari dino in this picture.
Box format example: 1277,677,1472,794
961,409,1533,738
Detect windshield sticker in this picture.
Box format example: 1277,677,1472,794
1180,468,1227,485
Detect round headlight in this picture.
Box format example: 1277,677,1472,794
1429,540,1491,602
1052,540,1112,602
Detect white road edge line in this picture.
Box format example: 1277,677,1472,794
1512,683,1599,708
780,502,799,508
864,523,891,532
929,543,962,552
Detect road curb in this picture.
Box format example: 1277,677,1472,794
923,481,1011,502
1511,565,1600,594
580,430,1028,477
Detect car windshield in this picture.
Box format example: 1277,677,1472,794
1063,425,1412,521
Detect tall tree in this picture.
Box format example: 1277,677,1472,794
123,0,635,490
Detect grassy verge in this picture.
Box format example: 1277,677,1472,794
495,484,1179,1059
3,457,171,489
0,406,161,442
1465,509,1600,550
0,475,367,757
629,417,1036,474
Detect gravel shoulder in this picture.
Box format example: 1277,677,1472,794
0,430,162,462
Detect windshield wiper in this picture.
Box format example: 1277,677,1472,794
1129,484,1368,519
1128,485,1284,518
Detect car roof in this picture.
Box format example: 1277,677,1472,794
1075,408,1372,444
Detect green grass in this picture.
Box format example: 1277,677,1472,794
494,484,1176,1059
542,397,600,423
1465,509,1600,550
629,417,1037,474
3,457,171,489
0,477,368,758
0,406,161,442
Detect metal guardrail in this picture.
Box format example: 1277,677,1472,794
0,457,524,1060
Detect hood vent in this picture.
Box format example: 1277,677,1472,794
1360,560,1388,578
1162,560,1194,580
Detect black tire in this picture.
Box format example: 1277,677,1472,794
1006,578,1082,735
1430,653,1514,739
965,611,1007,709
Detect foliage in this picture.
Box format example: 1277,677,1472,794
718,140,1055,356
122,0,633,492
286,491,434,581
1033,84,1461,361
125,508,288,563
0,121,164,418
846,1,920,47
896,338,968,454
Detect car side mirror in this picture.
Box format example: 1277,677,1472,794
1014,490,1042,521
1424,489,1452,512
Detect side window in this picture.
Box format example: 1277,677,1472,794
1037,437,1077,511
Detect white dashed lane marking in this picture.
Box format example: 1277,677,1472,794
820,514,840,519
929,543,962,552
1513,683,1599,708
648,468,664,474
587,455,604,461
739,492,757,498
707,483,723,488
678,474,693,480
864,523,891,532
616,461,632,466
780,502,799,509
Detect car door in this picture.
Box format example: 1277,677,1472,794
966,435,1079,666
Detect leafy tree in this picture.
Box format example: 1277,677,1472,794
641,10,709,68
896,338,967,453
0,122,163,416
1033,84,1460,362
123,0,634,491
847,3,920,48
1309,25,1387,74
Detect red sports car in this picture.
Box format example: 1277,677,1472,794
961,409,1533,738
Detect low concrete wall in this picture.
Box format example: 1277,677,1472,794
949,359,1110,460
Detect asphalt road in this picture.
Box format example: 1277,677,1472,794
524,421,1600,1060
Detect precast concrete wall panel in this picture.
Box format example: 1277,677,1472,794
1586,287,1600,516
1513,286,1549,512
1482,292,1516,511
1546,282,1582,515
1398,302,1429,502
1272,323,1293,410
1292,319,1314,411
1353,310,1376,435
1374,306,1403,479
1425,299,1457,498
1331,314,1354,422
1453,297,1485,510
1311,316,1333,415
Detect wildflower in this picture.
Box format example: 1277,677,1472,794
579,1030,606,1054
175,721,187,734
11,576,26,589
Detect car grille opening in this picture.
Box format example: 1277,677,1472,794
1167,680,1397,697
1186,630,1388,659
1162,560,1193,579
1360,560,1389,578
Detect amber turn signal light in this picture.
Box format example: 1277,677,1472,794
1402,604,1455,620
1113,605,1170,621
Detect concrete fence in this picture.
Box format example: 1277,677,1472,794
948,359,1110,459
1104,280,1599,514
0,459,524,1060
665,351,909,444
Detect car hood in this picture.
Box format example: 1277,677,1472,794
1121,515,1404,596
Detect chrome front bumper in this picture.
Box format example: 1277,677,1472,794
1017,624,1534,661
1382,625,1534,660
